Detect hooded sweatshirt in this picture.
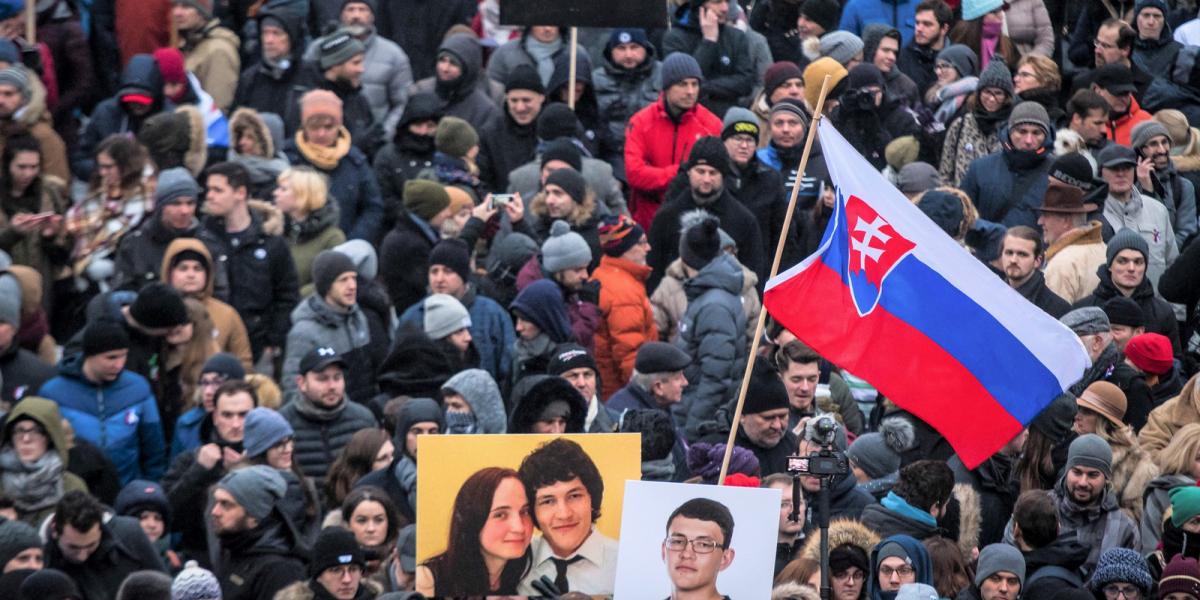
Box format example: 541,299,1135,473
159,238,253,369
0,396,88,525
411,33,500,134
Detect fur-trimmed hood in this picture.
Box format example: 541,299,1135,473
530,187,598,229
12,65,50,129
508,374,587,434
175,104,208,177
161,237,217,299
230,107,276,158
773,582,821,600
247,199,285,236
951,482,982,559
273,578,381,600
799,517,881,564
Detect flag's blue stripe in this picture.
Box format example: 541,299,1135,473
820,204,1063,424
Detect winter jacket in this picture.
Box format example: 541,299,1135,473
1005,0,1055,56
179,19,240,111
861,491,943,541
213,513,308,600
0,74,69,183
839,0,919,45
1100,189,1179,288
515,256,602,353
282,202,346,296
0,397,88,525
1140,164,1198,249
897,41,938,98
1139,374,1200,455
0,341,55,407
377,0,476,81
624,97,722,232
1133,20,1182,78
39,355,166,485
282,296,374,402
1075,266,1182,357
508,375,588,434
1140,473,1194,554
1069,340,1155,434
1050,473,1140,575
408,34,500,135
675,253,748,441
284,142,384,246
279,393,378,485
1020,532,1089,600
73,54,169,180
1014,269,1071,318
304,31,412,133
646,187,766,293
477,107,538,194
960,128,1054,230
940,111,1006,187
816,471,880,525
1045,221,1107,304
1067,1,1135,69
160,440,226,566
45,513,166,600
726,155,800,269
652,257,760,344
379,211,439,315
662,3,756,119
1108,98,1154,148
397,284,515,385
507,152,628,219
112,212,226,294
233,7,305,115
0,177,69,307
202,201,300,358
285,70,383,158
373,138,435,227
592,255,657,398
160,238,254,371
594,48,662,170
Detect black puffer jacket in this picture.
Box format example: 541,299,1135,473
214,511,308,600
45,514,166,600
278,394,378,486
233,6,307,115
161,443,228,567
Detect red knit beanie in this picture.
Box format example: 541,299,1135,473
152,47,187,85
1124,333,1173,375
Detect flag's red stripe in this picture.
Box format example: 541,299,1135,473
765,260,1023,468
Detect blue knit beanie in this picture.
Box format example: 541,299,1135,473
1088,548,1154,594
962,0,1003,20
242,407,294,458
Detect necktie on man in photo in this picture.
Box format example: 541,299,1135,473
551,555,585,592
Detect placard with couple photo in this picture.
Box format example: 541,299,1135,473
414,433,641,597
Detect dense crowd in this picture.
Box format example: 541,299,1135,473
0,0,1196,598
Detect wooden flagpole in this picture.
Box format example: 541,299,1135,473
567,27,578,110
717,75,833,484
24,0,35,45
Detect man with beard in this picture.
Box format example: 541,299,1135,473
287,30,381,155
593,29,662,175
410,33,500,135
733,359,794,477
1060,307,1155,432
210,465,307,600
1074,19,1153,103
304,0,412,135
1060,90,1110,170
170,0,239,111
1000,226,1070,318
373,93,442,227
478,65,545,192
720,108,798,268
960,102,1055,231
1131,120,1197,248
234,6,304,115
162,381,255,566
897,0,951,97
645,137,764,292
1042,434,1138,574
862,24,919,107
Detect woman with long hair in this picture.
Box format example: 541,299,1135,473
939,60,1015,186
1141,423,1200,553
1012,55,1064,128
158,298,219,443
273,166,345,295
1070,381,1159,526
1015,394,1076,494
922,536,973,600
415,466,533,596
925,45,979,126
240,403,322,544
342,486,401,586
949,2,1018,71
0,133,69,304
324,428,395,509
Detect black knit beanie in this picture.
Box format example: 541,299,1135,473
429,238,472,283
679,213,722,269
537,103,579,141
311,250,358,298
545,167,588,204
130,282,189,329
541,138,583,172
82,320,131,357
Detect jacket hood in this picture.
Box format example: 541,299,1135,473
2,396,69,462
508,374,587,434
230,108,277,158
530,188,597,229
868,535,934,600
1133,2,1174,45
175,104,209,177
1022,530,1090,574
256,5,308,65
548,51,596,102
377,327,457,399
12,65,49,128
602,38,658,73
684,253,744,300
395,397,444,458
440,33,483,88
161,237,216,299
288,200,340,243
397,92,444,130
332,239,378,281
117,54,165,111
1090,262,1156,303
510,279,574,344
442,368,507,434
799,518,881,564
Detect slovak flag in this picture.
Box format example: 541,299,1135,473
764,120,1089,469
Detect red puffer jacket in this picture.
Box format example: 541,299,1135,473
623,96,721,231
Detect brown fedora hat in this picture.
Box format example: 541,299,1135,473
1076,380,1127,427
1038,180,1091,214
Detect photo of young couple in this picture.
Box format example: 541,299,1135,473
414,433,640,597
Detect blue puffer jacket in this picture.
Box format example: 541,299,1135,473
39,354,166,485
396,284,515,385
169,406,206,462
839,0,919,45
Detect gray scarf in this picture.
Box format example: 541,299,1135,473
0,446,65,512
513,332,556,369
291,391,348,423
525,37,562,87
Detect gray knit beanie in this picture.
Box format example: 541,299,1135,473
1008,101,1051,136
0,519,41,569
0,67,30,100
937,44,979,78
1106,228,1150,265
155,167,201,206
1066,433,1113,478
423,293,472,340
977,60,1014,97
974,543,1026,587
311,250,358,299
1130,120,1172,150
820,31,864,67
541,220,592,272
172,560,221,600
846,419,915,479
242,407,294,458
216,465,286,520
661,52,704,89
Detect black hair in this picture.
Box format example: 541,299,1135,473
915,0,953,27
1100,18,1137,51
1004,225,1045,258
3,133,40,167
205,161,251,192
342,485,401,547
1013,490,1059,548
894,460,954,513
666,497,735,548
214,380,259,409
1067,89,1109,119
54,490,104,534
518,438,604,526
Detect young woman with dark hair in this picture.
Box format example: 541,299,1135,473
342,486,401,585
415,466,533,596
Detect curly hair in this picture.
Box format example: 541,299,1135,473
894,460,954,512
518,438,604,527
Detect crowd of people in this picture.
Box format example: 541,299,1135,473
0,0,1195,598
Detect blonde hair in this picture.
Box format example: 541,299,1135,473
1156,422,1200,476
278,167,330,215
1017,54,1061,92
